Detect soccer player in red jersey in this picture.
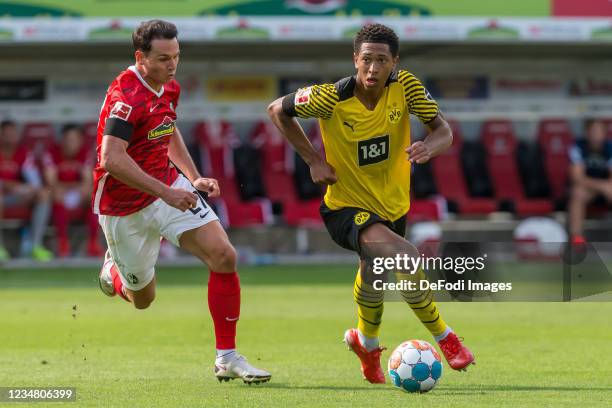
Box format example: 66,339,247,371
0,120,53,261
43,124,102,257
93,20,270,384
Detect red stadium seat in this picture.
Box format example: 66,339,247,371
283,199,323,227
430,120,497,215
215,198,273,228
1,207,31,221
537,119,574,200
481,120,553,216
193,121,271,227
250,120,299,205
193,120,240,203
408,197,446,221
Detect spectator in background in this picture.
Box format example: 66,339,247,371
0,120,53,261
43,124,103,257
568,118,612,244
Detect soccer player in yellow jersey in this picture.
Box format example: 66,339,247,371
268,23,474,383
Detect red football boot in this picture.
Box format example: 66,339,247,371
343,328,386,384
438,332,475,371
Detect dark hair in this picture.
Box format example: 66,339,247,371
0,119,16,131
584,117,603,132
354,23,399,57
132,19,178,53
61,123,82,136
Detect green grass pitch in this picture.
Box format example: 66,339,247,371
1,265,611,407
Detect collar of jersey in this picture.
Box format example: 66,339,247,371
128,65,164,98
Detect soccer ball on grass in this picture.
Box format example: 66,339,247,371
388,339,442,393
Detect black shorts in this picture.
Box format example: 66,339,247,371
319,201,407,255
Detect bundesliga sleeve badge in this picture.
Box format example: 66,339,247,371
295,87,312,106
109,101,133,121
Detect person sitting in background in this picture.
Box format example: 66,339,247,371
0,120,53,261
43,124,103,257
568,118,612,244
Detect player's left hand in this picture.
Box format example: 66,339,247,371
193,177,220,198
406,141,431,164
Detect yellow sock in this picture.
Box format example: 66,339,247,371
397,269,448,337
353,268,384,338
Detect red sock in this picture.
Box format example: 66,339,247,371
208,271,240,349
110,263,129,302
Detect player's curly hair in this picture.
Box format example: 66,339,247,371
354,23,399,57
132,19,178,53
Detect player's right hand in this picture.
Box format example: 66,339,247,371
310,159,337,185
162,187,198,212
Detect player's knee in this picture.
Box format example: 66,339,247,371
208,244,237,272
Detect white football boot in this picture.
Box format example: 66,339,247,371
98,251,116,297
214,354,271,385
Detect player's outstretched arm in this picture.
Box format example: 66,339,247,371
267,97,337,185
406,114,453,164
100,134,197,211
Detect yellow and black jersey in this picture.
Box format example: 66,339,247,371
282,70,439,221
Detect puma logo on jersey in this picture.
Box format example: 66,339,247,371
343,121,355,132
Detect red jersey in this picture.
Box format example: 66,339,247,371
92,66,180,216
0,147,36,182
45,146,93,183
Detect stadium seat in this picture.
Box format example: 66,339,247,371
283,199,323,227
1,207,31,221
192,121,272,227
516,141,550,199
481,120,553,216
408,197,447,221
292,123,324,201
193,120,241,202
412,162,437,199
430,120,497,215
537,119,574,205
250,120,299,206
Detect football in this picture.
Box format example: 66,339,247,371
388,340,443,393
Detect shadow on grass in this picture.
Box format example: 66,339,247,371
427,384,612,393
264,383,612,393
262,383,397,392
